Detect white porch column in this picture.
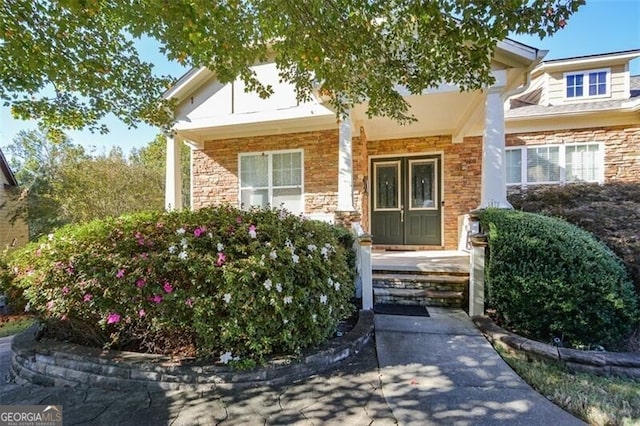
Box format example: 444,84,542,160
165,133,183,211
337,113,355,211
479,71,512,209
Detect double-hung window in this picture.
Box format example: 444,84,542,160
506,143,603,186
565,69,610,99
239,150,303,214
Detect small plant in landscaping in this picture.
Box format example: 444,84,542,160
479,209,638,349
7,206,355,365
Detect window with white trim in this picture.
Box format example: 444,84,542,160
506,143,603,186
239,150,303,214
565,69,610,99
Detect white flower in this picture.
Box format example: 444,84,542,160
223,293,232,304
217,243,224,252
320,294,328,304
207,232,213,238
270,250,278,260
283,319,289,324
48,233,55,241
178,251,188,260
327,277,334,287
219,351,233,364
276,283,283,293
181,238,188,248
283,295,293,304
312,314,317,322
320,247,329,259
307,244,317,252
263,279,272,291
168,245,177,254
292,254,300,264
259,255,265,266
265,242,272,247
285,239,293,248
334,282,341,291
176,227,186,235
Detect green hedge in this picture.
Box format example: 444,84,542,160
8,206,355,365
479,209,638,349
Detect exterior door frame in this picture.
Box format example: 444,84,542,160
369,151,445,248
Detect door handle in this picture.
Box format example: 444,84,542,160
400,205,404,223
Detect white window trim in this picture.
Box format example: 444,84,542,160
506,142,604,187
563,68,611,101
238,149,304,212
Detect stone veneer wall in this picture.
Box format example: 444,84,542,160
366,135,482,249
506,125,640,183
191,129,341,215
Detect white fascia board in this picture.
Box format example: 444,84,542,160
537,50,640,73
163,67,213,101
506,106,636,122
173,103,335,132
497,39,541,62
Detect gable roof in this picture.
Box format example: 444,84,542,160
0,148,18,187
164,37,542,104
534,49,640,74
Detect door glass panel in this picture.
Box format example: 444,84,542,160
410,160,436,209
375,163,399,209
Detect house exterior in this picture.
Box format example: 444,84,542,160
0,148,28,250
163,44,639,251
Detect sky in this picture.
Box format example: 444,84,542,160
1,0,639,154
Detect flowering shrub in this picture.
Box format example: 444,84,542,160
8,206,355,365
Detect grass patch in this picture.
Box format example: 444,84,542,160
0,316,34,338
496,346,640,425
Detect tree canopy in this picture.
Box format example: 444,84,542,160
1,0,584,132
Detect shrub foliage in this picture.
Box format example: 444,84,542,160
8,206,355,365
479,208,638,349
508,182,640,297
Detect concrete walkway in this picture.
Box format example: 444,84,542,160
0,310,587,425
375,307,585,425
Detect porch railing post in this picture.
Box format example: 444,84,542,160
352,222,373,310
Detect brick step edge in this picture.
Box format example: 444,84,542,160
10,312,374,391
373,273,469,284
372,268,470,277
373,288,464,299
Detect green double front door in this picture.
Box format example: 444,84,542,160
371,155,442,246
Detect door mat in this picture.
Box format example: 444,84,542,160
374,303,430,317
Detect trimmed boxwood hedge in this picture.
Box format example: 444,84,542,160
479,208,638,349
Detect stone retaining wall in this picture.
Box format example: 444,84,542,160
10,311,373,391
473,316,640,379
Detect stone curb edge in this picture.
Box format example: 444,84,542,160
9,310,374,391
472,315,640,379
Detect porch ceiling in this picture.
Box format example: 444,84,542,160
353,90,485,141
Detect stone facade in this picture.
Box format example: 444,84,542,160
506,125,640,184
191,129,341,215
191,124,638,250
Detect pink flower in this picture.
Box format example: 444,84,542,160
236,216,242,224
163,281,173,293
60,314,68,321
139,252,149,259
46,301,54,310
248,224,257,239
107,313,121,324
136,278,146,288
83,293,93,302
185,298,193,308
138,309,146,318
216,252,226,267
36,248,42,256
62,286,70,295
194,227,204,237
148,294,163,304
116,269,125,278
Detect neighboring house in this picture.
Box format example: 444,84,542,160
163,44,639,251
0,148,28,250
